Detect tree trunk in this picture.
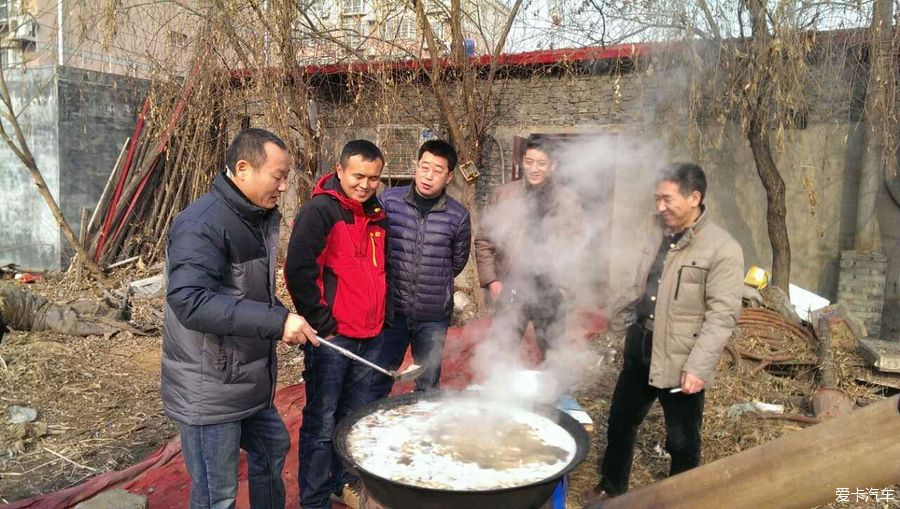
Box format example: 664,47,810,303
855,0,894,251
747,118,791,291
743,0,790,291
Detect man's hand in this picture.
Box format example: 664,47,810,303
282,313,319,346
680,371,705,394
488,281,503,300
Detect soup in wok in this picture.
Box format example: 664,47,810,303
345,398,577,491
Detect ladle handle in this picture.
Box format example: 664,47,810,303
315,335,394,378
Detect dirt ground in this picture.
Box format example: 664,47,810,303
1,271,898,508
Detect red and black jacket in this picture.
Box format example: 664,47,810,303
285,173,390,339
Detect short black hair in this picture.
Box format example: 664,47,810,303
340,139,385,167
659,162,707,204
418,139,458,172
523,136,556,161
225,128,288,173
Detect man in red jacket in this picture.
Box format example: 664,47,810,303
285,140,389,509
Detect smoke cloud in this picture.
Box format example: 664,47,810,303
471,133,671,408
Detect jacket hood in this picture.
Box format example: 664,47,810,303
313,172,385,220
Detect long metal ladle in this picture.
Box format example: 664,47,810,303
315,335,426,382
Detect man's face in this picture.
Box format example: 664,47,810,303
655,180,701,232
234,142,290,209
336,155,384,203
522,148,557,187
414,150,453,198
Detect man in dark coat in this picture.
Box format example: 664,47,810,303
162,128,318,509
369,139,471,399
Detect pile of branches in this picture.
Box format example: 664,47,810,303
85,51,228,267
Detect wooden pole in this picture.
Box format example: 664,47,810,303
75,207,88,281
87,136,130,241
589,396,900,509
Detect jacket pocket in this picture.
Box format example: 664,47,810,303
673,263,709,314
204,334,233,383
669,317,703,355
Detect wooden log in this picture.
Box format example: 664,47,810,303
87,137,129,240
76,207,89,281
589,395,900,509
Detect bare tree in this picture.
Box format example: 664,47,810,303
0,66,105,278
566,0,879,291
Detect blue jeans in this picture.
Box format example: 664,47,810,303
369,314,448,400
178,407,290,509
299,334,382,509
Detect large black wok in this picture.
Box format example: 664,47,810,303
334,391,590,509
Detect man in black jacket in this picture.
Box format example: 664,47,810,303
162,128,318,509
285,140,390,509
369,140,471,399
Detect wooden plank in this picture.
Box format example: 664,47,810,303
858,339,900,373
590,396,900,509
852,367,900,390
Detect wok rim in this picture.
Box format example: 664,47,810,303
333,390,591,495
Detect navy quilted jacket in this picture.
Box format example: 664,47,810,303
162,173,287,425
380,185,471,321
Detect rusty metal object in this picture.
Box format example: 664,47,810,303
809,316,854,420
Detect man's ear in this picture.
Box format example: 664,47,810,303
234,159,253,180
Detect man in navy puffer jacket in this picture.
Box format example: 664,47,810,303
370,140,471,398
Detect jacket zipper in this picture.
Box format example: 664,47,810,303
370,232,378,267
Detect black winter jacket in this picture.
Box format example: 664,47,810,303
161,173,287,425
379,185,471,321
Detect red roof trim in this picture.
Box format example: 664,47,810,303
229,42,652,80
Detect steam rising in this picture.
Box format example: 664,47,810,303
472,134,670,407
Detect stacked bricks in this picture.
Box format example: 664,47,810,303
837,250,888,337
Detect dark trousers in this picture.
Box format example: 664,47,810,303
497,288,564,360
299,334,382,509
598,323,705,495
369,313,448,399
179,407,290,509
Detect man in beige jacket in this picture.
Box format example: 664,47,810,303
586,163,744,502
475,136,583,359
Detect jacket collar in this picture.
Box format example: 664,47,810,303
212,172,274,226
313,172,385,219
402,184,448,212
667,205,709,250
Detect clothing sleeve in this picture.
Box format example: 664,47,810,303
452,209,472,277
166,220,288,341
284,201,338,336
683,240,745,383
383,222,395,329
474,188,501,288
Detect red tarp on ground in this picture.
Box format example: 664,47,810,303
3,312,604,509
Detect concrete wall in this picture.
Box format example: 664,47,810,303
56,66,147,262
0,67,61,268
0,66,146,269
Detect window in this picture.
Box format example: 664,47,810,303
376,124,429,180
344,0,365,15
382,13,415,40
168,31,188,48
342,18,362,49
299,0,330,19
0,0,8,20
0,47,22,69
